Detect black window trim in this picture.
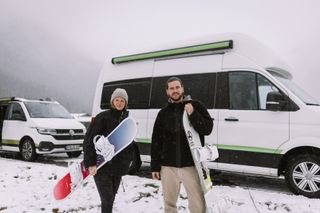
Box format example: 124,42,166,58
216,70,299,112
100,73,217,110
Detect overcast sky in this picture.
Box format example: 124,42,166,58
1,0,320,113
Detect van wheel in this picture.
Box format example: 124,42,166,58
67,151,82,158
20,138,38,161
285,154,320,198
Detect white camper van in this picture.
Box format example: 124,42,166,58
92,33,320,198
0,97,86,161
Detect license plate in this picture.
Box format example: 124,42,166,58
65,145,80,150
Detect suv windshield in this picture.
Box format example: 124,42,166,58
270,73,320,106
24,102,73,118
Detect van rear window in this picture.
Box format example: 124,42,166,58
101,79,151,109
101,74,215,110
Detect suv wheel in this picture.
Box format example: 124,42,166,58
67,151,82,158
285,154,320,198
20,138,38,161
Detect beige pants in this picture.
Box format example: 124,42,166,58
160,166,206,213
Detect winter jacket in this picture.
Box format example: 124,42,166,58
151,100,213,172
83,108,134,176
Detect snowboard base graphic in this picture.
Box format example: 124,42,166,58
183,110,217,213
53,117,137,201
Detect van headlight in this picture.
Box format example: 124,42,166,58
36,128,57,135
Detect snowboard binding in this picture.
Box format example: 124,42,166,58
93,135,115,162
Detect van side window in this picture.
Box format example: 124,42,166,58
0,105,8,121
0,105,8,139
7,103,26,121
221,71,291,111
150,73,216,109
229,72,258,110
101,78,151,109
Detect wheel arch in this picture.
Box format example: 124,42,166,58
278,146,320,175
19,136,35,150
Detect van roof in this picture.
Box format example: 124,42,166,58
111,32,292,75
0,97,58,104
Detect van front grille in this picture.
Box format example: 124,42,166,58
56,129,84,134
52,135,84,140
52,129,84,140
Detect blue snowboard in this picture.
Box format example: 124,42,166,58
54,117,137,200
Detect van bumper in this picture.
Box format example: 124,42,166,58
36,140,83,154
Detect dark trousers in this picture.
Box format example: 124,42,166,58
94,174,122,213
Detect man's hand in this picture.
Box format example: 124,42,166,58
152,172,161,180
88,166,97,176
185,103,194,115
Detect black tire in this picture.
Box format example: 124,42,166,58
20,138,38,161
67,151,82,158
285,154,320,198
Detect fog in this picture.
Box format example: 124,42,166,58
1,0,320,113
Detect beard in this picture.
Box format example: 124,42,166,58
170,92,183,102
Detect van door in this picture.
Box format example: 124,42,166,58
216,71,290,175
1,103,27,151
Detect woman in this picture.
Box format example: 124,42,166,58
83,88,135,213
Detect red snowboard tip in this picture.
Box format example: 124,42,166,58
54,173,72,200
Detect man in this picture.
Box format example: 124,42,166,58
151,77,213,213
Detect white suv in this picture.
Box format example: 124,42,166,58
0,97,86,161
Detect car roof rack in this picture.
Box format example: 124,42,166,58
111,40,233,64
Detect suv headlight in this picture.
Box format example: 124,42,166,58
36,128,57,135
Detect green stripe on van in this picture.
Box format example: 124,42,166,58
135,138,281,154
2,139,20,146
135,138,151,144
112,40,233,64
217,144,282,154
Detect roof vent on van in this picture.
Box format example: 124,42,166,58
267,67,293,80
111,40,233,64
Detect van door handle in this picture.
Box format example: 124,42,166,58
224,117,239,122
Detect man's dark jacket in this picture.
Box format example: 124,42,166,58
83,108,135,176
151,100,213,172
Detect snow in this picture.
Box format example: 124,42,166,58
1,157,320,213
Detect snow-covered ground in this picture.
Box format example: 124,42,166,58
1,157,320,213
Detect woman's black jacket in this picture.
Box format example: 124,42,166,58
151,100,213,172
83,108,135,176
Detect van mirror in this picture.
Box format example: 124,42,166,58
266,91,285,111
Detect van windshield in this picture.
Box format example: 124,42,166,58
272,75,320,106
24,102,73,118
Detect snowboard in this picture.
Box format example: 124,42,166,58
182,110,218,213
53,117,137,201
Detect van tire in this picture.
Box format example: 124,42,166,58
67,151,82,158
285,154,320,198
20,138,38,161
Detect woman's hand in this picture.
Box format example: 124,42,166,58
88,166,97,176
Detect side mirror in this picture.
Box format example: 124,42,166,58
266,91,285,111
